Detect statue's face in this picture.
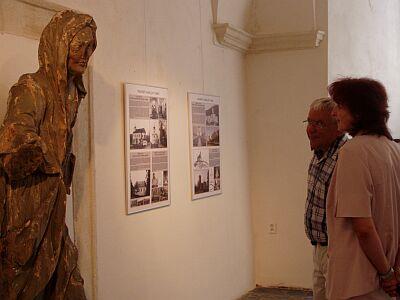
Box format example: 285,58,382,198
68,27,96,76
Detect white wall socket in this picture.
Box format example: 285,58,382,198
268,223,277,234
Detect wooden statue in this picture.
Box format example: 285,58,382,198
0,10,97,299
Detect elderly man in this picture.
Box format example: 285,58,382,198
304,98,347,299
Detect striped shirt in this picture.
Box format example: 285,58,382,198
305,135,347,244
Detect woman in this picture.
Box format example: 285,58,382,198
326,78,400,299
0,10,96,299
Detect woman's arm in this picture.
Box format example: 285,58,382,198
352,217,398,296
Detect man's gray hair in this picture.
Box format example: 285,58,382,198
310,97,336,111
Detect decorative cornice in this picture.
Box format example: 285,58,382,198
249,30,325,53
212,22,325,54
213,23,252,53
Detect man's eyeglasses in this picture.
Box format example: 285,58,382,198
302,119,327,129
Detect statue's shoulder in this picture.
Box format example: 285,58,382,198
14,72,44,91
6,72,49,114
9,72,47,101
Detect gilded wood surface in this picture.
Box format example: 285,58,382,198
0,10,96,299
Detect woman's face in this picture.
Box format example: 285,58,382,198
68,27,96,76
332,103,355,133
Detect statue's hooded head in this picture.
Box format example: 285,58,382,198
38,10,97,99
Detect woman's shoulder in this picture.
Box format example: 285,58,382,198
344,135,382,146
341,135,367,148
341,135,396,157
339,135,376,155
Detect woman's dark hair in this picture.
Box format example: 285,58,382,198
328,77,392,139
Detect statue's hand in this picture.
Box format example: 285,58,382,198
2,144,43,180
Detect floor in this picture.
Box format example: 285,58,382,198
239,286,313,300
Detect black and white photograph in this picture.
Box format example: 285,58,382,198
194,169,210,194
193,125,207,147
193,149,209,170
206,126,219,146
151,170,168,203
130,169,150,199
188,92,222,200
158,120,167,148
163,170,168,187
158,98,167,119
130,119,150,149
149,120,160,148
205,104,219,126
130,198,150,208
149,97,159,119
213,166,221,191
125,83,170,214
149,119,168,148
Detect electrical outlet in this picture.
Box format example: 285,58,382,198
268,223,277,234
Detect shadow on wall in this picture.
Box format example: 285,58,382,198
91,70,118,147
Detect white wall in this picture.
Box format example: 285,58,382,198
246,0,327,289
218,0,252,30
248,0,400,289
252,0,316,34
5,0,400,297
46,0,254,299
0,34,38,120
328,0,400,138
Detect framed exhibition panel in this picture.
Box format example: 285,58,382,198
124,83,170,214
188,92,222,200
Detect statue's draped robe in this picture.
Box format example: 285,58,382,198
0,11,96,300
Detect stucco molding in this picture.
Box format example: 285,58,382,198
212,23,252,53
211,0,325,54
212,22,325,54
249,30,325,53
